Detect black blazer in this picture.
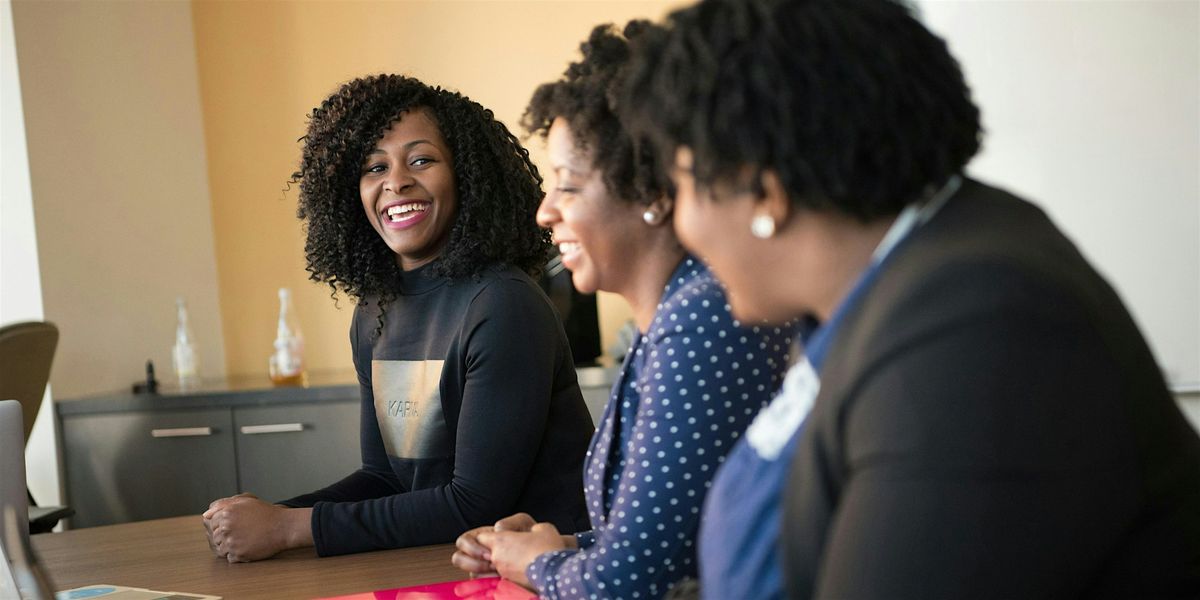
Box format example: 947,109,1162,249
781,179,1200,598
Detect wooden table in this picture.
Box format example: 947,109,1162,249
32,515,464,599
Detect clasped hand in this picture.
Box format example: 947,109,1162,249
452,513,574,589
202,493,312,563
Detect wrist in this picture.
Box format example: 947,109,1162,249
281,506,315,550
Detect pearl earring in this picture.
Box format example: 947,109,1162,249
751,213,776,239
642,210,658,225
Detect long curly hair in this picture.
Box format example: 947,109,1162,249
522,21,671,205
294,74,549,306
621,0,982,221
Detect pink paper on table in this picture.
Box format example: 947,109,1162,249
316,577,536,600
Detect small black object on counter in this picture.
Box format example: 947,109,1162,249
131,360,159,394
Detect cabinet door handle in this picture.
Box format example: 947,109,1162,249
150,427,213,438
240,423,305,435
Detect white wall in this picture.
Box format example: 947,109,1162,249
917,0,1200,391
1179,392,1200,432
0,0,57,506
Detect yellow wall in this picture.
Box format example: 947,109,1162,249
193,1,680,376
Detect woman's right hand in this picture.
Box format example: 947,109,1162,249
452,513,538,577
202,492,259,556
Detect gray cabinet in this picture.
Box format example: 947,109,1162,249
61,408,239,528
234,401,359,502
58,374,362,528
58,368,615,528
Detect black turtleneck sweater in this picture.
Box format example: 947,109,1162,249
281,263,593,556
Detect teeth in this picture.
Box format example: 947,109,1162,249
559,242,581,255
386,203,427,221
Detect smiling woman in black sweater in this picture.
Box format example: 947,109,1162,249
201,74,593,562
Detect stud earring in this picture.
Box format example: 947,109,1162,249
642,210,659,225
751,213,776,239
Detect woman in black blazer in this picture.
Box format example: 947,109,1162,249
621,0,1200,597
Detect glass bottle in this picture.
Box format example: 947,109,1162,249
269,287,306,386
172,297,200,390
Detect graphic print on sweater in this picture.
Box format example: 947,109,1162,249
372,359,450,460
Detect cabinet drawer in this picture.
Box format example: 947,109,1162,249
233,401,359,502
62,408,237,528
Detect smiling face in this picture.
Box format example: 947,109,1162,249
536,118,646,295
359,109,458,271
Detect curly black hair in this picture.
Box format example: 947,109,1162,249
621,0,982,222
294,74,549,305
523,21,671,205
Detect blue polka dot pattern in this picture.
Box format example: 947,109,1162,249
526,258,796,599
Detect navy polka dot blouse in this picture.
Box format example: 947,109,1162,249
526,258,796,599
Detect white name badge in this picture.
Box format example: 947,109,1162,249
746,357,819,461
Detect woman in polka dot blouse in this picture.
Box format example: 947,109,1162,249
449,21,796,599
